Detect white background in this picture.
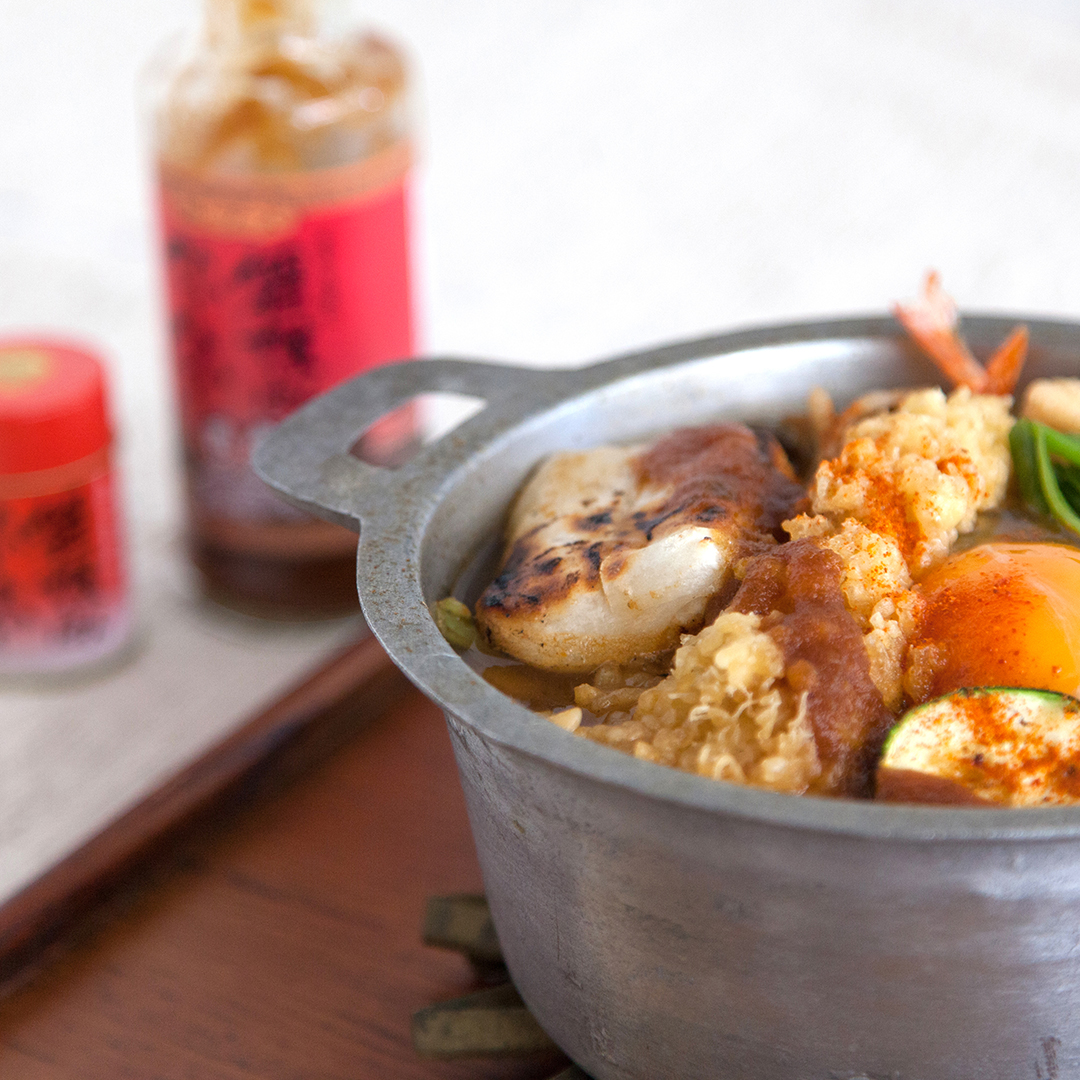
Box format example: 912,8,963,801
2,0,1080,898
4,0,1080,537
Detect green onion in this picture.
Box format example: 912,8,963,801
1032,424,1080,536
1008,418,1080,536
1043,424,1080,468
434,596,476,650
1057,462,1080,507
1009,419,1049,515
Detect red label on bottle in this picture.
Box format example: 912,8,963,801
159,143,415,525
0,471,127,658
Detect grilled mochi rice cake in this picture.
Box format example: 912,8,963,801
475,424,807,673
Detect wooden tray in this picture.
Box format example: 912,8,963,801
0,635,569,1079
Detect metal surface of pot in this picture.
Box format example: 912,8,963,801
254,316,1080,1080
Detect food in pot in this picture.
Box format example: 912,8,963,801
892,269,1028,396
877,689,1080,807
904,542,1080,703
573,387,1014,797
474,426,804,672
1022,378,1080,434
1010,418,1080,536
455,275,1080,804
433,596,477,651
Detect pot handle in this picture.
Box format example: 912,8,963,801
252,356,558,530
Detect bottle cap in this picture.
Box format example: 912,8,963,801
0,339,113,476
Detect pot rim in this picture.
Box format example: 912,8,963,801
259,311,1080,844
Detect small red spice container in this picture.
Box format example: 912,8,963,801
0,339,130,674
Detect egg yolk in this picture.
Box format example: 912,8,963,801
912,542,1080,702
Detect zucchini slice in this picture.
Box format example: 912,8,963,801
876,688,1080,807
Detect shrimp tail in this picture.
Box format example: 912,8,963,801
894,271,988,392
895,271,1028,396
983,324,1029,396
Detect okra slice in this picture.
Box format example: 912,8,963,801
877,688,1080,807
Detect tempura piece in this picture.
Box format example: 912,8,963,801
787,386,1013,705
789,387,1014,575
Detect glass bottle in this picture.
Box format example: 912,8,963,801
153,0,415,618
0,340,131,674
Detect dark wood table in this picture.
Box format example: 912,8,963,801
0,637,569,1080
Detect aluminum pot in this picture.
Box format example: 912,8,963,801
255,315,1080,1080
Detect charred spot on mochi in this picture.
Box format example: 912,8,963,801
690,503,728,524
479,538,538,611
479,542,577,616
632,507,680,541
477,570,513,612
577,510,613,529
584,543,604,574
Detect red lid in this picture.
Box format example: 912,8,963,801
0,339,113,475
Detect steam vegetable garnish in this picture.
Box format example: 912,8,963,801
877,688,1080,807
434,597,476,651
436,273,1080,806
1010,418,1080,536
